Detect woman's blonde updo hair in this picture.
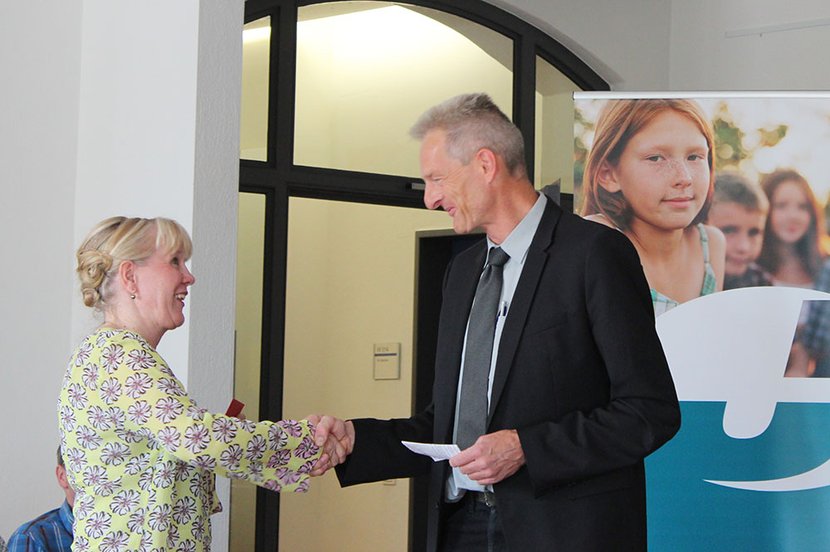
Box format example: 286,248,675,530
76,216,193,309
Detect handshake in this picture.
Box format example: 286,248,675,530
306,415,355,477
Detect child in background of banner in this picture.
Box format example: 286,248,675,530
707,171,773,290
803,258,830,377
756,168,827,288
756,169,829,376
580,98,725,316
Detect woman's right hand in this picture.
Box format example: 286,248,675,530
306,415,354,475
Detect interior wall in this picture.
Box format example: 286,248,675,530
491,0,830,92
0,1,240,547
71,0,200,384
187,2,246,549
669,0,830,90
0,1,82,539
69,1,243,547
486,0,673,90
280,198,449,551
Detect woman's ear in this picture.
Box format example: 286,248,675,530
119,260,138,296
597,161,621,193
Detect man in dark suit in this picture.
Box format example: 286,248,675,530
316,93,680,551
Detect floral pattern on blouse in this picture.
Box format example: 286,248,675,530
58,328,319,552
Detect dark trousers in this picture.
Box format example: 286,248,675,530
439,492,507,552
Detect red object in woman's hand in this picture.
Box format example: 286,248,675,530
225,398,245,417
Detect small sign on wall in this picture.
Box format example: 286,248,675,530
373,342,400,380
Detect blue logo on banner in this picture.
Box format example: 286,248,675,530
647,288,830,551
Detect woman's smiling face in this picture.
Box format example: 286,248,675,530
132,246,195,335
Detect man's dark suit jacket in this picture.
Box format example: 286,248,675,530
337,198,681,551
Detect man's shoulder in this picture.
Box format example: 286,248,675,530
556,207,613,231
550,208,629,250
8,506,63,542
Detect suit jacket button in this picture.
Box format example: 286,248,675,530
434,500,441,509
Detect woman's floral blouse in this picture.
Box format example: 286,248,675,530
58,328,320,552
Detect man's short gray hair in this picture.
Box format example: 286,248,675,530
410,93,526,177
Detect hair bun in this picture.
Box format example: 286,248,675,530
77,249,113,307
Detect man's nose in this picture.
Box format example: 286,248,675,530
423,181,440,210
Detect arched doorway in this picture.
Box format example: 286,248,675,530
234,2,607,550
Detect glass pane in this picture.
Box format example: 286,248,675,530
280,197,449,550
229,192,265,551
534,56,581,195
295,2,513,176
241,17,271,161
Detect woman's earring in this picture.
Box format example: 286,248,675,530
130,294,136,300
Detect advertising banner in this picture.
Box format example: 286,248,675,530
574,92,830,550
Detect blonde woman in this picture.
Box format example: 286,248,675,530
59,216,337,551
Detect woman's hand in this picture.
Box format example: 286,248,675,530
306,414,354,476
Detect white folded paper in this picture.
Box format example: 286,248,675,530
401,441,460,462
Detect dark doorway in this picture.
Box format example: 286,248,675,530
410,230,483,551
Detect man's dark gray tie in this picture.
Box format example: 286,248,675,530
456,246,510,450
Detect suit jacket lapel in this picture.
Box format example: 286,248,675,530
433,240,487,441
488,199,561,424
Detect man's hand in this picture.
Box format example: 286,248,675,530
306,414,355,476
449,429,525,485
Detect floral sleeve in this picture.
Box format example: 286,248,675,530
65,329,320,492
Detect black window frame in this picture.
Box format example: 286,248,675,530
238,2,608,550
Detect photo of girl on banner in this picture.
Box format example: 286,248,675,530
574,95,830,378
579,99,726,316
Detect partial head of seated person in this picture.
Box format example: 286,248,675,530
7,446,75,552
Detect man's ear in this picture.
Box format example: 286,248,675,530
475,147,498,183
56,465,70,491
119,260,138,295
597,161,621,193
56,464,75,506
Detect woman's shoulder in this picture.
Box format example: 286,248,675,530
78,327,156,359
85,327,143,345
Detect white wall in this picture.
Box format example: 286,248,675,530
490,0,830,92
0,1,242,548
486,0,673,90
0,1,83,539
72,0,200,381
669,0,830,90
